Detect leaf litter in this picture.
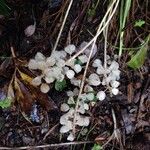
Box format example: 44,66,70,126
0,0,149,149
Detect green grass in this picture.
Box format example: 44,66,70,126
119,0,132,57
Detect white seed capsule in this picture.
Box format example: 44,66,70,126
56,59,66,67
46,57,56,67
35,52,45,61
28,59,38,70
86,93,95,101
84,84,93,92
67,132,75,141
44,76,55,84
60,103,70,112
31,76,42,86
37,61,47,70
60,125,70,133
96,91,106,101
66,70,75,79
88,73,101,86
40,83,50,93
92,59,102,68
112,88,119,95
110,81,120,88
78,55,88,64
64,44,76,55
73,64,82,73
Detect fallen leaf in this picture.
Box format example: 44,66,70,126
14,77,34,112
18,69,33,83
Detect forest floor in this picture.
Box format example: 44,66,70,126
0,0,149,150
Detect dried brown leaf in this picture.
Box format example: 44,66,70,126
14,77,34,112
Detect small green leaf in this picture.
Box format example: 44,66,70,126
0,98,11,109
74,59,83,65
134,19,145,27
92,144,103,150
127,35,149,69
55,79,67,91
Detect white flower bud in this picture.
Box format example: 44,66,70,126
75,115,90,126
56,74,64,82
44,76,55,83
112,88,119,95
112,70,120,80
63,66,69,72
73,64,82,73
86,93,95,101
40,83,50,93
84,103,89,110
71,79,81,87
56,59,66,67
79,41,97,58
51,51,67,60
84,84,93,92
60,103,70,112
66,59,76,68
44,68,52,77
96,66,105,75
110,81,120,88
60,114,69,125
31,76,42,86
60,125,70,133
35,52,45,61
96,91,106,101
64,44,76,55
67,97,75,104
66,70,75,79
88,73,101,86
108,61,119,71
46,57,56,67
37,61,47,70
73,88,79,96
78,55,88,64
67,91,74,97
28,59,38,70
92,59,102,68
67,132,75,141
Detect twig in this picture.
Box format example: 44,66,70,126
66,0,120,64
10,46,16,58
72,0,120,135
102,108,123,149
73,40,97,134
52,0,73,53
0,141,93,150
43,123,59,141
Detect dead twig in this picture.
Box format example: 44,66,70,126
52,0,74,53
43,123,59,141
102,108,124,150
0,141,93,150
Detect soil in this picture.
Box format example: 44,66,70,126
0,0,150,149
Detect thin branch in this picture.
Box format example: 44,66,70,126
0,141,93,150
52,0,73,53
72,0,120,134
66,0,120,64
